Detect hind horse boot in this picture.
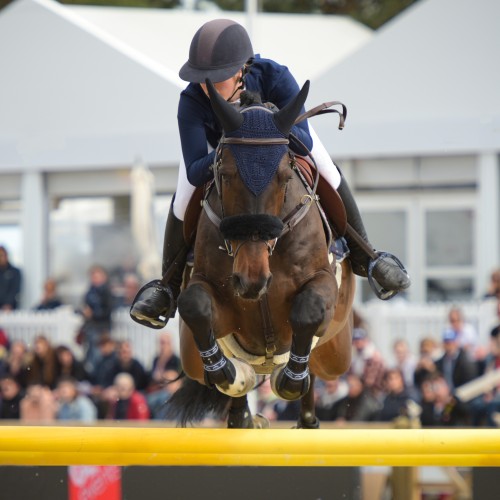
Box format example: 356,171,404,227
336,175,410,297
131,199,188,328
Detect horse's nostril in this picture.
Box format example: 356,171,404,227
232,273,245,292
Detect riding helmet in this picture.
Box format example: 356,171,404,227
179,19,254,84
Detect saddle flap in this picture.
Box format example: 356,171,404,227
294,156,347,236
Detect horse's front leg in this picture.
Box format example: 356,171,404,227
271,287,331,401
178,283,255,397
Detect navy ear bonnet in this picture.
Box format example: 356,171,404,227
225,107,288,196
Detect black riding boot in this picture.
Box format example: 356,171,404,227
337,175,410,294
130,199,188,328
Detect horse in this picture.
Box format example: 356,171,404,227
167,80,355,428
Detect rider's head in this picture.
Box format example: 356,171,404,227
179,19,254,99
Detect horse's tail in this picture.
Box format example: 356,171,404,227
164,373,231,426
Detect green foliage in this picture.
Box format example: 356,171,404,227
0,0,420,30
60,0,180,8
319,0,420,30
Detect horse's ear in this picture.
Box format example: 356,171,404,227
273,80,310,136
206,79,244,133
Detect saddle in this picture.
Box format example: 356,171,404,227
183,155,347,246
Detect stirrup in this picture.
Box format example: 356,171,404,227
129,279,175,329
367,252,409,301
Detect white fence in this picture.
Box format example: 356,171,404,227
0,307,180,370
0,299,498,370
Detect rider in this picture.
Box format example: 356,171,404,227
131,19,410,328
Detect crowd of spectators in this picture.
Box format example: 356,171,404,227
256,299,500,428
1,248,500,428
0,330,182,423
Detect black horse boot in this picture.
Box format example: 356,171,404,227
337,175,410,297
130,200,188,328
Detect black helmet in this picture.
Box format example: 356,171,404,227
179,19,254,84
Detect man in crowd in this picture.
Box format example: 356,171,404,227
0,245,22,311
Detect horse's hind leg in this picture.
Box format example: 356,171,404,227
227,396,253,428
297,374,320,429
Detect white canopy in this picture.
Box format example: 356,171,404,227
0,0,372,172
308,0,500,158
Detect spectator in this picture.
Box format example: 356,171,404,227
147,332,181,393
0,326,9,350
314,378,349,421
469,333,500,427
349,327,386,397
435,329,478,391
91,335,118,390
33,277,63,311
484,268,500,299
377,369,414,422
55,376,97,423
110,340,148,391
392,339,417,395
0,245,22,311
490,299,500,340
20,383,57,422
112,273,141,309
146,332,181,418
147,369,182,420
55,345,89,383
0,374,24,419
80,265,114,373
419,374,470,427
104,373,150,421
4,339,29,388
25,335,59,389
443,306,478,351
329,373,381,422
413,337,440,391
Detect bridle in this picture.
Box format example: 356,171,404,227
202,106,322,258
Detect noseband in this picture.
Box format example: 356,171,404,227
202,108,321,258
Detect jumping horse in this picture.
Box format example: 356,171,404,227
168,80,355,428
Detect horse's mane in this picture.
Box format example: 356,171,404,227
239,90,262,108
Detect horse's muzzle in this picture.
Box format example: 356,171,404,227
232,272,273,300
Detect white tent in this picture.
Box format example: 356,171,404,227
308,0,500,158
307,0,500,301
0,0,183,172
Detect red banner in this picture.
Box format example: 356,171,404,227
68,465,121,500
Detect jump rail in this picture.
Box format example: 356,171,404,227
1,427,499,467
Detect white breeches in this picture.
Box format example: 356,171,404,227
172,125,341,221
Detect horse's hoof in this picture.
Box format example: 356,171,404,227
296,416,320,429
253,413,270,429
216,357,256,397
270,364,310,401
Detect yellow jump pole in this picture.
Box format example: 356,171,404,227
0,427,499,467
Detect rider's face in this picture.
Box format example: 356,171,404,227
200,71,242,102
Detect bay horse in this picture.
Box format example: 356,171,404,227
168,80,355,428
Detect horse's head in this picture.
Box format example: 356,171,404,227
207,79,309,300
